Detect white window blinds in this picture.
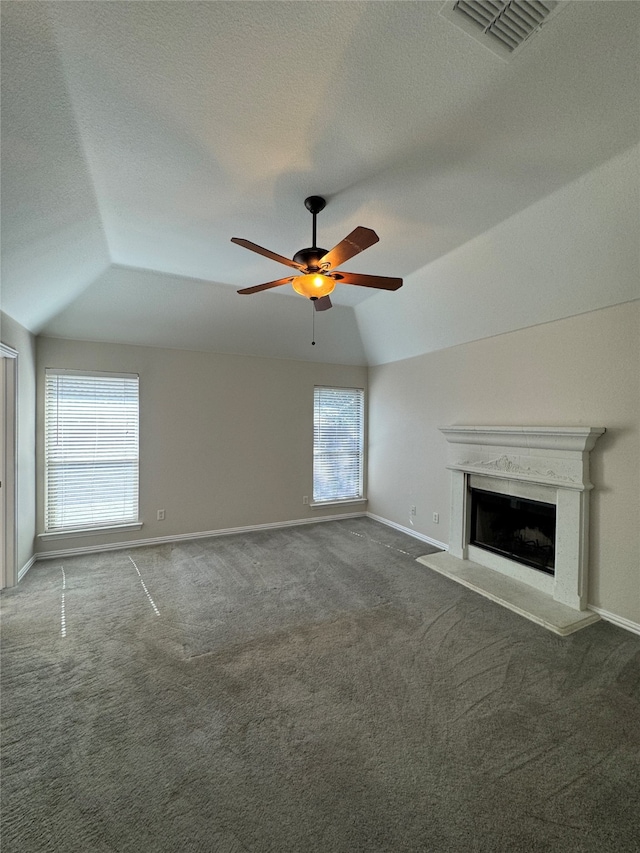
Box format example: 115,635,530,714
45,370,139,532
313,386,364,503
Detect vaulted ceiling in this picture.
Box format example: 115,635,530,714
2,1,639,365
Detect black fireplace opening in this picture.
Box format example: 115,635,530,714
470,488,556,575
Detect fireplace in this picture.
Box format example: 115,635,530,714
470,488,556,575
433,427,605,620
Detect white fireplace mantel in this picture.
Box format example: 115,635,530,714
438,425,605,453
417,426,606,636
439,425,605,491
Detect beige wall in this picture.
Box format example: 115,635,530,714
1,311,37,576
18,303,640,628
368,301,640,625
36,338,367,554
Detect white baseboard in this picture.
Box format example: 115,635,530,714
18,554,37,582
34,512,368,561
588,605,640,637
366,512,448,551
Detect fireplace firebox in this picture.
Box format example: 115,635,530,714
470,488,556,575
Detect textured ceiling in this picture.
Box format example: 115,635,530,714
1,1,639,364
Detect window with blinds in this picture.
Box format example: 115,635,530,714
45,370,140,532
313,386,364,503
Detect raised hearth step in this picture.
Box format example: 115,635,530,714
416,551,600,636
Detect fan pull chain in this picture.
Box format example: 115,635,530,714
311,302,316,346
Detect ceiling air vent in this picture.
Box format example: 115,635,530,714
440,1,565,60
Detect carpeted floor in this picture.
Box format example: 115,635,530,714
1,518,639,852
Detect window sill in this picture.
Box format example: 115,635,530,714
310,498,367,509
38,521,143,541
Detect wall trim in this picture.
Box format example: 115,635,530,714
1,345,18,588
18,554,36,582
34,512,367,560
588,605,640,637
366,512,448,551
39,521,144,541
0,343,19,359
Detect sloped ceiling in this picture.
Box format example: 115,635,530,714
1,1,639,365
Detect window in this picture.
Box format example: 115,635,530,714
313,386,364,503
45,370,139,532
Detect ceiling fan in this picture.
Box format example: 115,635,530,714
231,196,403,311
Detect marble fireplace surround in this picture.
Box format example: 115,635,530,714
417,426,606,635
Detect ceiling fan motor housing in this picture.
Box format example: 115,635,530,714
293,246,330,270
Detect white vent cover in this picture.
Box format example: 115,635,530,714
440,1,565,60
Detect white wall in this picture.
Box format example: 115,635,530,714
35,337,367,554
356,143,640,365
0,1,110,332
40,265,369,367
0,311,37,576
368,301,640,625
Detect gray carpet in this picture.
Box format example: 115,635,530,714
2,518,639,852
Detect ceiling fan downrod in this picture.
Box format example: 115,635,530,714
305,195,325,250
294,196,328,269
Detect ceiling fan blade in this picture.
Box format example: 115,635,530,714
237,276,295,295
313,296,332,311
319,227,379,270
336,271,403,291
231,238,304,270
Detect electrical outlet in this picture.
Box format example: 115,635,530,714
410,505,416,516
303,496,309,505
432,512,439,524
157,509,165,521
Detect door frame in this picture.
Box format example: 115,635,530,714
1,343,18,589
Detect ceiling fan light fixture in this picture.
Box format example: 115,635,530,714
292,273,335,299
